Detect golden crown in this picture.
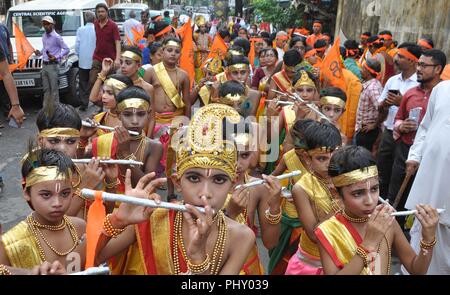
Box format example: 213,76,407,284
294,70,316,89
176,104,241,179
204,56,223,74
218,93,246,106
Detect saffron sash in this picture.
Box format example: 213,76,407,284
93,112,108,137
272,70,292,93
154,62,185,109
315,214,370,274
282,105,297,133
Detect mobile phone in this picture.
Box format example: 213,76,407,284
8,118,20,128
409,107,422,122
388,89,400,95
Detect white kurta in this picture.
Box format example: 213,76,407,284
405,80,450,275
407,80,450,226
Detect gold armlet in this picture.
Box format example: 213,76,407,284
102,214,125,238
264,207,282,225
97,73,106,82
420,238,437,250
355,246,369,268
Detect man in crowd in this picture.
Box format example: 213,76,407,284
389,49,446,217
404,79,450,275
34,16,69,108
376,43,421,198
75,11,96,111
89,3,121,89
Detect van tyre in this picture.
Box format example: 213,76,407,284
61,67,80,107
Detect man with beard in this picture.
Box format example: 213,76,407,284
388,49,446,225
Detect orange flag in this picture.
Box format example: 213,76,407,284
177,18,195,88
9,22,35,72
131,26,146,49
320,36,346,93
206,33,228,62
85,191,106,269
249,38,263,67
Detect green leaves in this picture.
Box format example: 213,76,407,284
253,0,304,30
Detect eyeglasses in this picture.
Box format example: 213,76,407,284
417,63,439,69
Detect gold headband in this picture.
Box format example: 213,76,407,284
228,50,244,56
116,98,150,113
121,50,142,62
164,40,181,48
294,71,316,89
39,128,80,138
218,93,246,106
228,64,249,71
308,146,334,155
284,65,296,71
332,166,378,188
25,166,72,188
176,104,240,179
104,78,127,93
320,96,346,109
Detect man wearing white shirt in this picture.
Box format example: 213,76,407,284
376,43,421,198
123,10,141,46
75,11,96,111
402,80,450,274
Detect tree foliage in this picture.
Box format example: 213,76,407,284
253,0,305,30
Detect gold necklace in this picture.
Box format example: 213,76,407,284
27,215,79,261
342,210,369,223
28,214,66,231
172,210,227,275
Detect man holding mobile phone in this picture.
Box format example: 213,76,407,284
376,43,422,198
388,49,446,220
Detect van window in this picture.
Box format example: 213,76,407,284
7,10,81,37
109,9,142,23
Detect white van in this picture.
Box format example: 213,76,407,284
109,2,148,36
6,0,106,106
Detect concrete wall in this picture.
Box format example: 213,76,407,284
335,0,450,57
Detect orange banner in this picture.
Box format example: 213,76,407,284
320,37,346,92
9,22,35,72
177,18,195,88
85,191,106,269
206,33,228,62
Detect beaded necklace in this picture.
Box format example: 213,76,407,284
26,214,79,261
172,210,227,275
342,210,369,223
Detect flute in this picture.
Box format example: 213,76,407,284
72,159,144,166
391,208,445,217
272,90,331,122
82,120,140,136
235,170,302,190
378,197,391,206
81,189,206,213
265,100,295,106
70,266,110,275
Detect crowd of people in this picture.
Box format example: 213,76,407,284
0,2,449,275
